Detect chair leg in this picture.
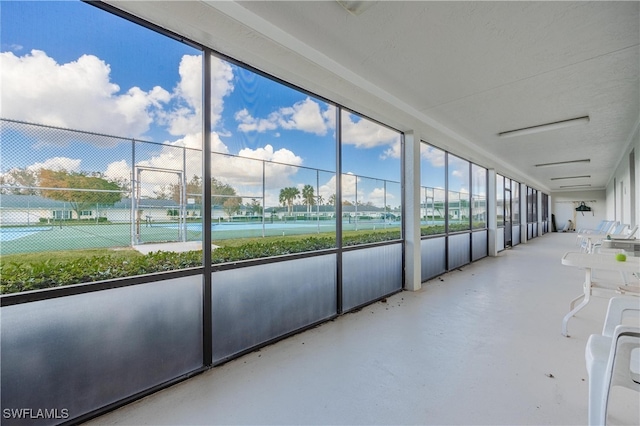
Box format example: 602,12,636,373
588,363,609,426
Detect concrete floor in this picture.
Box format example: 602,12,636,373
86,232,639,425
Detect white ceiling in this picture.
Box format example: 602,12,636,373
106,1,639,193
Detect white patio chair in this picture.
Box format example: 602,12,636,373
577,221,616,247
578,220,609,235
582,223,628,253
585,297,640,425
623,224,638,240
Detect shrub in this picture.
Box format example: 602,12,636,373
0,230,401,294
421,225,445,235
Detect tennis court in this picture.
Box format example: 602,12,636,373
0,226,54,242
0,219,400,255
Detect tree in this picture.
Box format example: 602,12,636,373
39,169,123,219
328,194,336,206
163,175,240,207
301,184,315,213
161,175,202,203
212,177,242,206
248,198,263,215
279,187,300,214
0,167,39,195
222,197,241,219
153,184,173,200
181,175,203,204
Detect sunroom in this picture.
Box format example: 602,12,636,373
1,1,638,425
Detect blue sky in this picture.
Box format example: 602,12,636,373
1,1,410,207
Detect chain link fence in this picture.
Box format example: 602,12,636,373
1,118,402,255
0,118,201,254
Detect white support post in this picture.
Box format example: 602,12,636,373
520,182,527,243
487,169,498,256
537,189,543,238
403,131,421,291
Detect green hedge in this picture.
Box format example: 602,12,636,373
0,230,401,294
421,222,486,236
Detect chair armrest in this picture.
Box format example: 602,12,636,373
608,325,640,386
602,297,640,337
611,324,640,338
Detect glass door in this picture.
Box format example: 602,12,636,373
504,181,512,247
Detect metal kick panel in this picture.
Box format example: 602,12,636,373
513,225,521,245
421,237,446,281
1,277,203,425
212,254,337,362
472,230,488,261
448,233,471,270
342,244,402,311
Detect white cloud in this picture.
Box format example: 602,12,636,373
382,141,402,160
1,50,171,141
238,144,301,165
104,160,130,183
314,173,360,205
2,49,322,205
232,144,303,188
449,186,469,195
323,105,337,130
129,137,303,200
340,173,364,202
161,55,234,136
472,168,487,197
318,174,338,202
233,99,401,161
367,187,394,207
235,109,278,133
27,157,81,172
1,51,234,150
278,97,327,135
236,97,329,136
421,145,446,167
451,168,470,193
341,114,401,156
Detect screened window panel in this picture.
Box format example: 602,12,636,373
420,143,447,236
447,154,470,232
340,111,401,244
0,1,203,292
472,164,487,229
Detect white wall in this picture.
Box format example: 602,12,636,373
552,124,639,233
606,123,639,229
551,190,606,231
0,209,49,225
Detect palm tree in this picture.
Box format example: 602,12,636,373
301,184,315,213
279,187,300,214
328,194,336,206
